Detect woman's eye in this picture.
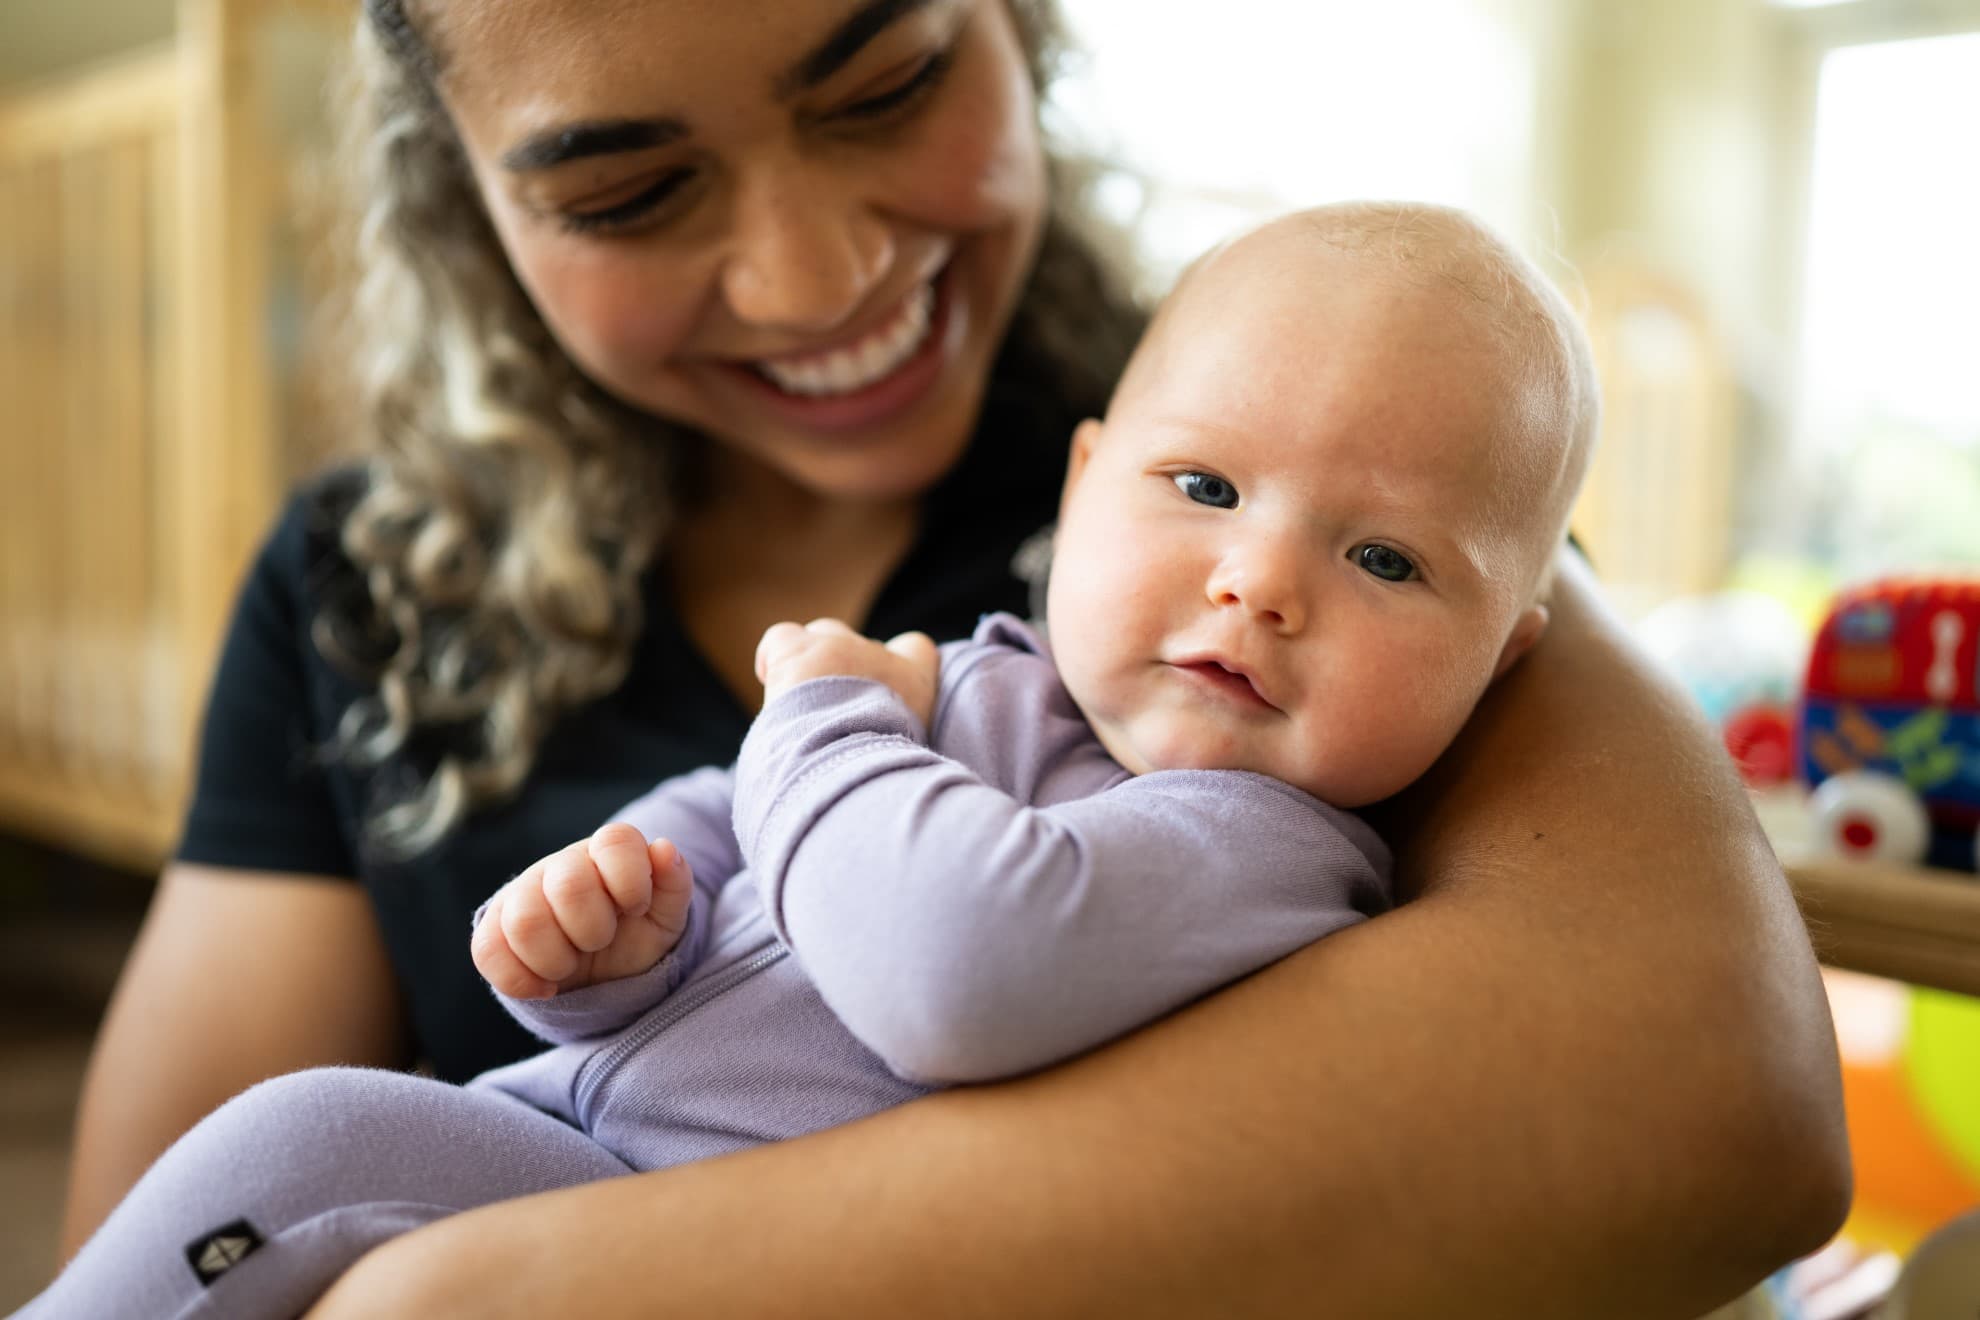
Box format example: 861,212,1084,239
1355,544,1417,582
838,48,957,121
562,169,695,235
1173,473,1239,509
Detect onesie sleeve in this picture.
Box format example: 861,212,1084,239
734,675,1391,1085
478,763,742,1045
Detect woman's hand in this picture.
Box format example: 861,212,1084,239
755,618,940,727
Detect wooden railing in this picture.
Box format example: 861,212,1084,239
1787,859,1980,999
0,0,342,871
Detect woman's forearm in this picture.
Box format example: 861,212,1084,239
310,552,1849,1320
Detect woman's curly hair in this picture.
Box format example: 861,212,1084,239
324,0,1145,858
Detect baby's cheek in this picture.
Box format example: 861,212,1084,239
1296,673,1472,806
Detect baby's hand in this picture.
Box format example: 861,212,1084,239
755,618,939,727
471,823,694,999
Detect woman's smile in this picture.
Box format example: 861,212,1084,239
750,272,938,397
715,261,960,435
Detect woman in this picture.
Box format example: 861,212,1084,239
62,0,1850,1315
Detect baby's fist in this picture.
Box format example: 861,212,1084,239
471,823,695,999
755,618,939,727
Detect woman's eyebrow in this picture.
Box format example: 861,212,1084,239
502,119,687,172
500,0,937,172
775,0,936,98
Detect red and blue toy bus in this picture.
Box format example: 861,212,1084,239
1799,578,1980,872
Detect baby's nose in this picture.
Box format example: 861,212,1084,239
1207,549,1307,634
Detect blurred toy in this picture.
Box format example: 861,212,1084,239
1824,972,1980,1261
1636,591,1809,788
1725,703,1798,788
1799,578,1980,871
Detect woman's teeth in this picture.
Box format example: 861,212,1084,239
754,281,934,397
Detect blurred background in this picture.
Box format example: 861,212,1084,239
2,0,1976,1314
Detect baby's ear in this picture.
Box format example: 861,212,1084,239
1063,418,1104,501
1492,604,1550,681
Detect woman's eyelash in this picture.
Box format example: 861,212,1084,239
839,48,957,121
561,169,695,235
557,48,955,237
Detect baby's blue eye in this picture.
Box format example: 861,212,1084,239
1356,544,1416,582
1174,473,1239,509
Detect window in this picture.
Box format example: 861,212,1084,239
1784,31,1980,577
1049,1,1543,285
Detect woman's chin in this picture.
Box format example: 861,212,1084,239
775,426,975,505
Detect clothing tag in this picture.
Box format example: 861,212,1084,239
184,1218,265,1286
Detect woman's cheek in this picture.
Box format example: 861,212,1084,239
518,241,701,381
895,22,1044,231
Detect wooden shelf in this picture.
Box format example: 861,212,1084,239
1785,857,1980,998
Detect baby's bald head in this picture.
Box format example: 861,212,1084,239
1117,203,1598,604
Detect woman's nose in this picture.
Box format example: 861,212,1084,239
1206,540,1308,635
720,167,894,335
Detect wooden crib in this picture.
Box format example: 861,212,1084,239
0,0,346,870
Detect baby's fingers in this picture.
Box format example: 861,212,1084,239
754,621,809,683
502,853,586,982
541,841,622,954
587,822,656,916
471,892,557,1000
647,838,694,938
884,630,937,672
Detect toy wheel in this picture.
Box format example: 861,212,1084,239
1810,770,1931,864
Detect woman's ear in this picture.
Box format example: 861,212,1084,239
1492,603,1550,681
1061,419,1104,505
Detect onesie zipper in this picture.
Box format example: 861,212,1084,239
572,942,788,1120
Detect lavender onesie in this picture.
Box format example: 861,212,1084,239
24,614,1390,1320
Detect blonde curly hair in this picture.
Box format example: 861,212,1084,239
320,0,1145,858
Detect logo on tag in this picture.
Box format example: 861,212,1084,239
184,1218,265,1286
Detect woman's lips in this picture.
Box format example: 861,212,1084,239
717,264,960,436
753,281,935,396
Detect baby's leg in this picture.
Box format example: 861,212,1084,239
19,1066,631,1320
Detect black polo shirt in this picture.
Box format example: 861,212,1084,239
178,381,1074,1081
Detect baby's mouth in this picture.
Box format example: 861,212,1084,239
748,279,937,399
1172,659,1279,712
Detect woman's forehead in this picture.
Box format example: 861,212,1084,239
429,0,950,105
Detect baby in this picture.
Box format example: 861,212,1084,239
23,202,1596,1319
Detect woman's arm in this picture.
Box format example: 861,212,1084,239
59,864,409,1260
310,551,1849,1320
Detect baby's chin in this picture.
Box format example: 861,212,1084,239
1092,719,1291,787
1113,726,1425,809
